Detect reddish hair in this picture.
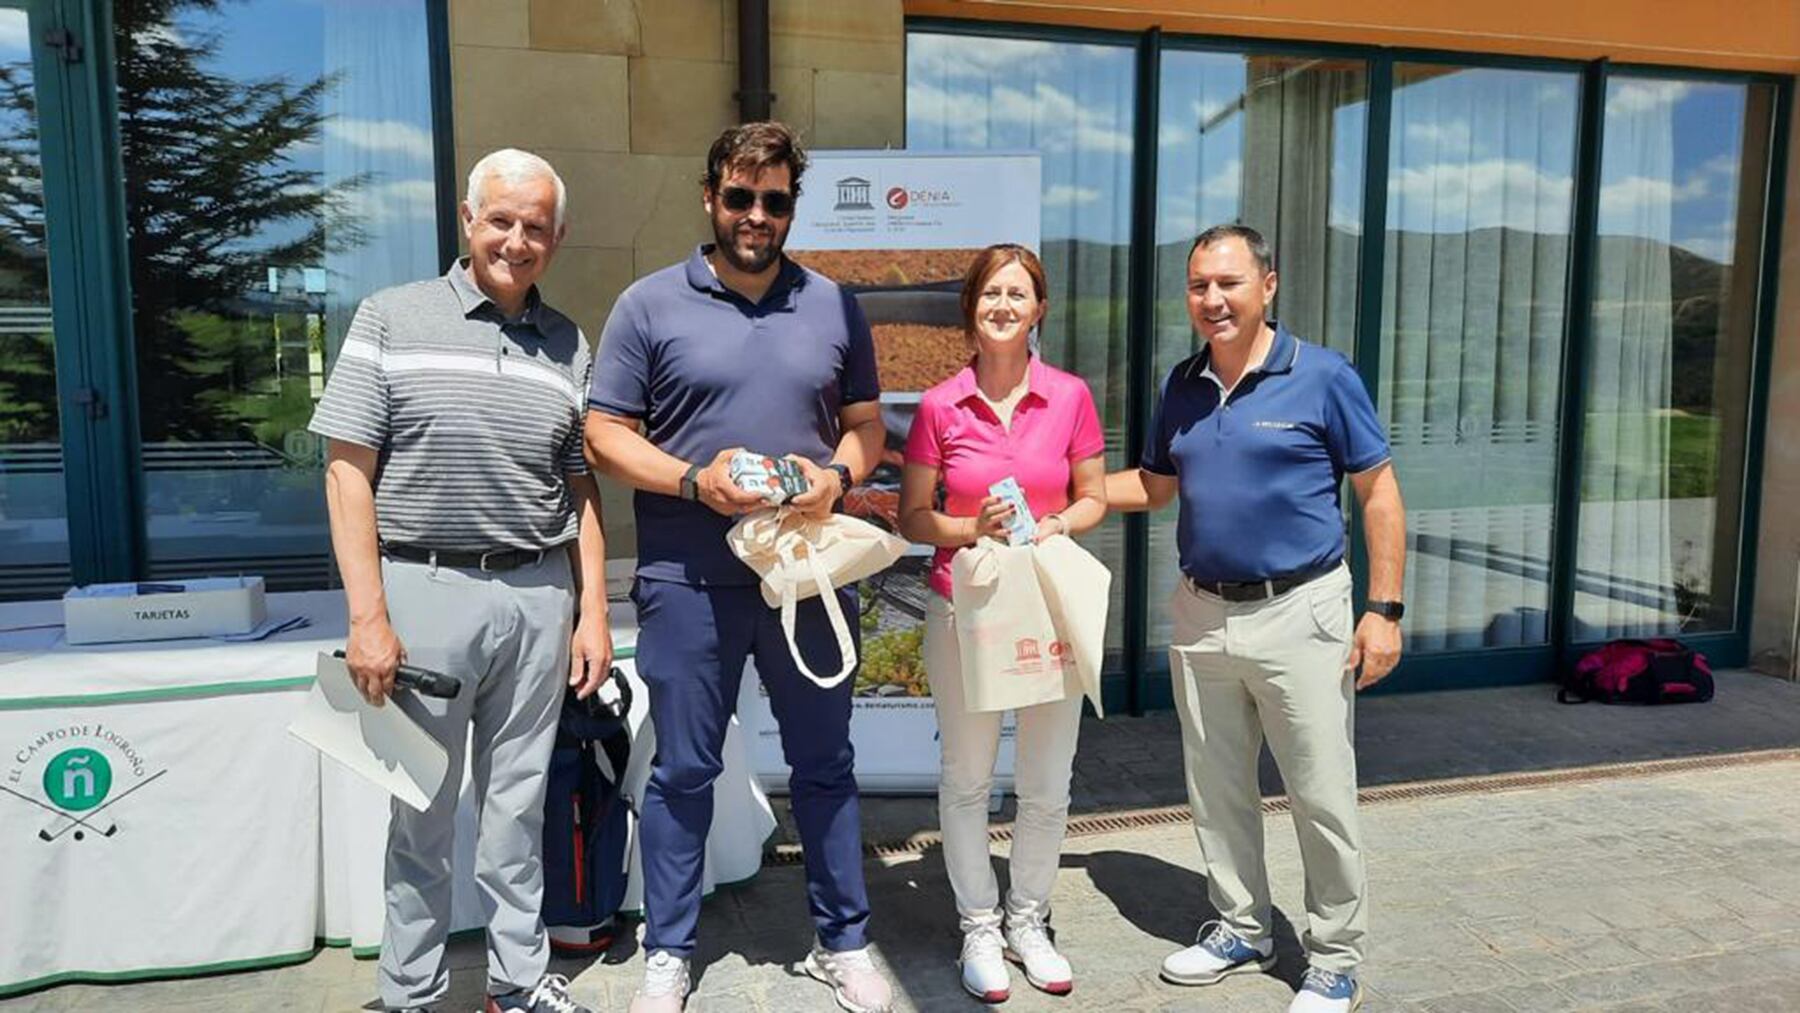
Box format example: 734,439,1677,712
959,244,1048,338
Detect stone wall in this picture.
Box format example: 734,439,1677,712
447,0,906,555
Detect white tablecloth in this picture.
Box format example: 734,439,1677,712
0,589,774,993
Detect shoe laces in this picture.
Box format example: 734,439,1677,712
641,951,688,997
823,945,879,975
526,974,583,1013
962,927,1004,962
1301,966,1350,996
1198,920,1237,955
1008,920,1058,963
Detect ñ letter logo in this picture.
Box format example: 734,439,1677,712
44,748,112,811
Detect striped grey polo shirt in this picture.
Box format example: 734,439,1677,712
308,261,591,552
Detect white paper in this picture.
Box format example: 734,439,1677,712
287,653,448,812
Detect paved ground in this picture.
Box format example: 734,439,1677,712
8,671,1800,1012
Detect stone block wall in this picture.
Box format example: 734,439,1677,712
447,0,906,555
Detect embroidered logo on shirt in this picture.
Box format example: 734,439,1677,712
1253,420,1300,430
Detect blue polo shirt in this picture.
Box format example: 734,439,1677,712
1142,323,1390,584
587,245,880,585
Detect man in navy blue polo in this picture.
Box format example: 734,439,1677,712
1108,225,1406,1013
583,122,892,1013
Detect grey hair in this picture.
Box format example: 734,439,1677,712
465,148,567,231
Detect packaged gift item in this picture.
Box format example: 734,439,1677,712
728,451,811,505
987,476,1038,545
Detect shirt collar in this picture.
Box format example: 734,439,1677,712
447,259,544,330
949,354,1050,407
685,243,807,308
1186,321,1299,384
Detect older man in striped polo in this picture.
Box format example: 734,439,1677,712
310,149,611,1013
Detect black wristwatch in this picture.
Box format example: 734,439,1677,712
1366,600,1405,621
679,462,702,502
826,462,854,500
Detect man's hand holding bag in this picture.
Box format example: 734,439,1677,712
726,508,908,688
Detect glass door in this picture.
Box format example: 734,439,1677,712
0,1,70,598
1377,62,1582,656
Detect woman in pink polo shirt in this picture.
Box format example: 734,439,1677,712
898,244,1107,1003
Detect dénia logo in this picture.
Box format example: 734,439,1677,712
44,748,111,811
884,186,908,210
4,724,165,843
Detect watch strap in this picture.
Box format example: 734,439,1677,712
1366,599,1405,620
680,463,703,501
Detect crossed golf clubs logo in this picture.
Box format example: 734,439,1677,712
0,747,166,843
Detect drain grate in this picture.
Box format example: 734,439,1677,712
765,747,1800,866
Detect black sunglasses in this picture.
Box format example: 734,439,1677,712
718,186,795,218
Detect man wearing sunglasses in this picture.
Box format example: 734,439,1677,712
584,122,891,1013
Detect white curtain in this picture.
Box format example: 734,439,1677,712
1573,79,1681,639
1380,66,1576,650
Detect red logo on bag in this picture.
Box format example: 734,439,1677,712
1049,641,1066,658
1014,638,1041,663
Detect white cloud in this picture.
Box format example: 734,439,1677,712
1595,173,1712,233
1606,80,1692,117
344,177,438,227
132,21,189,50
907,78,1133,157
1402,119,1473,152
323,119,436,164
1043,184,1101,207
0,11,28,56
1157,158,1243,239
1387,157,1574,233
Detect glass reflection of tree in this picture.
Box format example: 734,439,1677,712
0,55,54,444
116,0,363,447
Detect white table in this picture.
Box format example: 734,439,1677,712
0,590,773,994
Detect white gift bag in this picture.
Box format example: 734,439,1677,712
727,508,908,688
950,539,1071,713
1031,534,1111,717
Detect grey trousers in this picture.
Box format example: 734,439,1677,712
376,552,574,1008
1166,562,1368,972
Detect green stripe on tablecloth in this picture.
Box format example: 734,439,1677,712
0,644,636,711
0,946,319,998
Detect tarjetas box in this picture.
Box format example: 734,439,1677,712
63,576,267,644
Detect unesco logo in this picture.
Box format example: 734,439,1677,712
885,186,909,210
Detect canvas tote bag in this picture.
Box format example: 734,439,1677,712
726,508,908,689
949,539,1070,712
1030,534,1111,717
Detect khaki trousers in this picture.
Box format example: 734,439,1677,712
1166,562,1367,972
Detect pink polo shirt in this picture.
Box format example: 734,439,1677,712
904,356,1105,599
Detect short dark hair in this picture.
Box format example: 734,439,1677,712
702,121,808,197
1189,224,1274,274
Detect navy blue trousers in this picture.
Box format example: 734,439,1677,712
631,578,870,956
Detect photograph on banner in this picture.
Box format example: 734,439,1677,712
789,151,1042,701
744,152,1040,793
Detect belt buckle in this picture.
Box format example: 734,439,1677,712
478,549,500,572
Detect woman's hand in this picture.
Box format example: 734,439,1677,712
973,495,1015,541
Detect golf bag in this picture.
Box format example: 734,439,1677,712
543,672,634,953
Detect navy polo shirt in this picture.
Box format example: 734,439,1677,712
1142,323,1390,584
587,244,880,585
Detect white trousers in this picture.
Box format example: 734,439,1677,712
926,595,1084,932
1167,562,1367,972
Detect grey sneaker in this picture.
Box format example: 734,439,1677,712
628,950,691,1013
804,943,895,1013
484,973,591,1013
